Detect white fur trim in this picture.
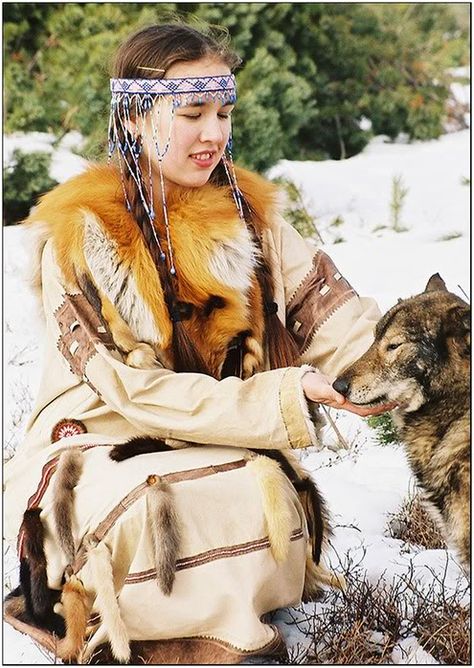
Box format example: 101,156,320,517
298,365,326,447
208,226,258,292
85,539,130,663
82,211,163,346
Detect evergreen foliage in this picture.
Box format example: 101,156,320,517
4,3,469,171
367,412,399,446
3,150,58,225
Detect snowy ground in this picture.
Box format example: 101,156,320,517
3,128,470,664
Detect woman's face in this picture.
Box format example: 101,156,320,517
141,57,234,190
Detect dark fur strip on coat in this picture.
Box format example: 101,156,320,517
14,508,65,635
109,436,173,462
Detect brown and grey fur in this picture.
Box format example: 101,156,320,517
147,477,182,596
334,274,470,569
52,449,84,564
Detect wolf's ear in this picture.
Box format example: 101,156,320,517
445,304,471,356
424,273,448,293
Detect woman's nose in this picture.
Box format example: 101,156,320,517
199,116,225,144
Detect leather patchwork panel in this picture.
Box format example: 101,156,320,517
54,293,115,380
286,250,357,354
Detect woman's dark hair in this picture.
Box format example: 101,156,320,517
112,23,241,80
112,23,299,375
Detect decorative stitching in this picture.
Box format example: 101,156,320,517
286,250,357,355
278,368,294,448
54,293,116,379
124,529,305,583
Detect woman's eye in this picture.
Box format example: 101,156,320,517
180,113,201,119
218,113,231,119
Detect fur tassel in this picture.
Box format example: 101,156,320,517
302,549,346,602
242,335,264,379
53,449,84,564
250,449,331,565
109,436,173,462
247,456,293,563
147,477,181,596
294,477,328,564
85,537,130,663
19,508,65,635
56,574,92,662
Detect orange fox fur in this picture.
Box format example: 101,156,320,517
26,164,277,378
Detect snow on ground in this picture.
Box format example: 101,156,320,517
3,129,470,664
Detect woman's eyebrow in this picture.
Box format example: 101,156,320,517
180,101,235,109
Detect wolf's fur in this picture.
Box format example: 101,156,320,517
147,478,182,596
52,449,84,564
334,274,470,569
85,537,131,663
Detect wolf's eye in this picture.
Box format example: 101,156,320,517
387,342,402,351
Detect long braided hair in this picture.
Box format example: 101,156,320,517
111,23,299,374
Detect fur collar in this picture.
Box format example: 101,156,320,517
26,164,280,377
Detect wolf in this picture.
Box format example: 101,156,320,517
333,274,470,570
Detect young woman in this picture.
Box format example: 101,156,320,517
4,22,390,664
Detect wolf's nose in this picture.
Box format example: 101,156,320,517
332,377,350,397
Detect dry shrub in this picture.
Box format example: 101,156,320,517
280,553,470,665
413,574,471,665
388,494,446,550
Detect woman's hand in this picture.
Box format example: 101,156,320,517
301,370,396,417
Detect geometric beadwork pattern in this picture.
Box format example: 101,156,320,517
110,74,236,96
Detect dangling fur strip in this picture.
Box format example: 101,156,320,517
247,456,293,563
293,477,327,564
248,449,345,598
109,436,173,462
19,508,65,635
251,449,330,563
147,476,182,596
302,548,346,602
85,537,130,663
55,574,92,662
52,449,84,564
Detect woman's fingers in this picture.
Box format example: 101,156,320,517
301,371,397,417
330,400,398,417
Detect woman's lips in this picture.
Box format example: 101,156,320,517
189,151,216,168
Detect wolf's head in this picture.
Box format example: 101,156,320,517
333,274,470,413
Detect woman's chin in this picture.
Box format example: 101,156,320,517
168,172,214,189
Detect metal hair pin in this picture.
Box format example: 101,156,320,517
137,66,166,73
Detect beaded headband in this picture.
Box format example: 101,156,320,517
110,74,237,106
107,72,244,281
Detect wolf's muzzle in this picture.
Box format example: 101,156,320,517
332,377,350,397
